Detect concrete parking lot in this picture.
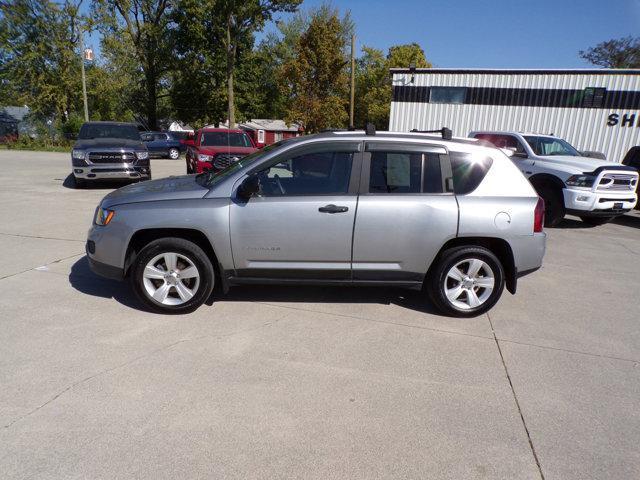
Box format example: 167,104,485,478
0,149,639,479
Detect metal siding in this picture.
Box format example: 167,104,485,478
390,72,640,161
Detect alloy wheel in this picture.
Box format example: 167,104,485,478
444,258,495,310
142,252,200,305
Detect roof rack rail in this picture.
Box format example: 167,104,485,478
410,127,453,141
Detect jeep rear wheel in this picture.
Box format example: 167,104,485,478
130,237,214,314
427,246,505,317
169,148,180,160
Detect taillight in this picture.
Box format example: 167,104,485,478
534,197,545,233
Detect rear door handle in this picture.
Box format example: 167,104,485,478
318,204,349,214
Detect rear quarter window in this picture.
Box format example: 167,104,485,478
449,152,493,194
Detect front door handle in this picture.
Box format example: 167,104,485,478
318,204,349,214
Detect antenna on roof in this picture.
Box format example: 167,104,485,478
365,123,376,136
410,127,453,140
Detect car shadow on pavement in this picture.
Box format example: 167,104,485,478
612,213,640,229
69,256,143,310
61,173,135,190
219,284,444,316
69,256,442,315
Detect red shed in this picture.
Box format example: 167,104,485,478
238,119,303,148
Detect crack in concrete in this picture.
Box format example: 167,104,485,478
0,232,84,243
254,301,640,365
3,319,281,429
0,252,84,281
488,312,545,480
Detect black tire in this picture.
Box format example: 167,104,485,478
74,177,86,189
580,216,614,226
168,148,180,160
427,246,505,318
536,183,565,227
186,159,193,174
130,237,215,314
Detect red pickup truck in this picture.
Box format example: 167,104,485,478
185,128,257,174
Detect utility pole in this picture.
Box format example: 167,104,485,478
349,34,356,128
79,27,89,122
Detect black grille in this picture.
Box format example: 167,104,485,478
88,151,136,164
213,153,245,170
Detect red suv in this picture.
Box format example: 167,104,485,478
185,128,257,174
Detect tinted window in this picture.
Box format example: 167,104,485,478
369,152,443,194
430,87,467,104
475,134,526,154
140,133,153,142
201,132,252,147
79,123,140,141
450,152,493,194
154,133,167,141
258,151,353,196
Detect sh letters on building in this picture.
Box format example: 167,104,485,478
388,69,640,162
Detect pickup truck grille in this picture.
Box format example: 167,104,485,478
88,151,136,164
597,173,638,192
213,153,245,170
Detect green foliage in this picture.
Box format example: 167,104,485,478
580,37,640,68
92,0,175,129
355,43,431,130
280,5,353,132
0,0,83,121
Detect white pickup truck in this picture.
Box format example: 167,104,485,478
469,131,639,226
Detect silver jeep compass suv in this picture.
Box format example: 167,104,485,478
86,129,546,317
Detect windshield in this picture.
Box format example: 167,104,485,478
79,124,141,141
524,136,581,157
196,141,285,188
201,131,252,147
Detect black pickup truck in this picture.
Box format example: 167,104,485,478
71,121,151,188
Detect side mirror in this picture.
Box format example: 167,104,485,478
237,174,260,199
512,151,528,159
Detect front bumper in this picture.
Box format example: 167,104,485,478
563,188,637,213
87,252,125,280
73,164,151,181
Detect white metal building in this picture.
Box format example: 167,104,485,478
389,68,640,162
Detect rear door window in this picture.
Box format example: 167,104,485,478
369,151,444,194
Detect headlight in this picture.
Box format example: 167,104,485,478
94,207,115,226
565,174,595,188
198,153,213,162
72,149,85,160
135,151,149,160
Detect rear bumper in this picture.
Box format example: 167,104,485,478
563,188,637,213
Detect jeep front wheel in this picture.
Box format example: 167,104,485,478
130,237,214,314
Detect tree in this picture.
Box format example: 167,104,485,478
215,0,302,127
93,0,174,129
280,6,353,132
0,0,85,122
580,36,640,68
354,43,430,130
169,0,227,127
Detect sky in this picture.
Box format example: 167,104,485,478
261,0,640,68
83,0,640,69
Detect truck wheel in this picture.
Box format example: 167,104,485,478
130,237,215,314
536,184,565,227
427,246,505,318
580,216,614,226
169,148,180,160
